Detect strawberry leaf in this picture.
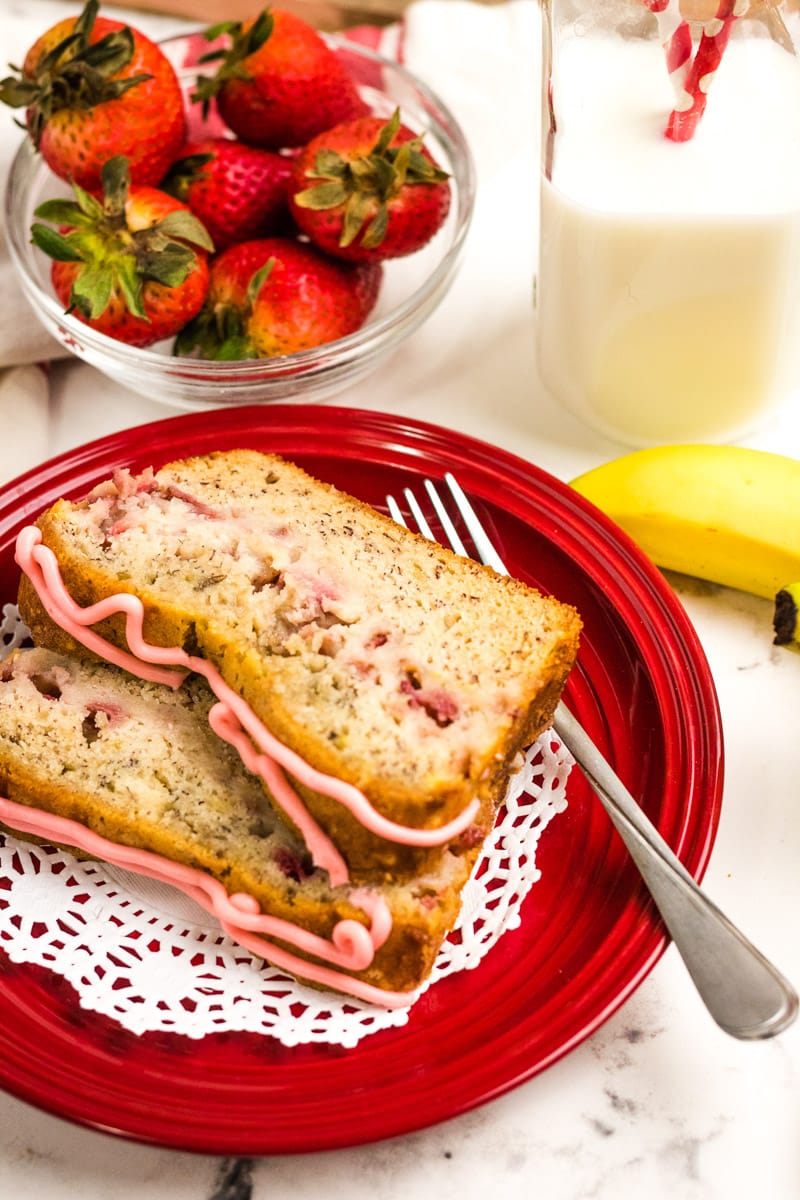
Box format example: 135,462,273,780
37,33,85,77
201,19,241,41
192,8,275,109
0,76,40,108
33,197,95,227
138,242,196,287
341,193,373,248
374,108,402,156
157,210,215,252
247,260,274,306
294,181,349,211
361,206,389,250
160,153,215,199
81,27,137,78
312,149,349,180
30,224,85,262
389,140,411,189
174,300,253,360
88,72,153,104
402,147,450,184
75,0,100,40
213,334,254,361
75,184,107,222
353,154,394,193
99,156,131,216
113,255,146,319
70,265,114,319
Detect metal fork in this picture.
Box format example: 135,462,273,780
387,472,798,1040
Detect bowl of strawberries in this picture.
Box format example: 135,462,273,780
3,3,475,408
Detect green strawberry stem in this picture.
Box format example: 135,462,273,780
160,153,215,202
0,0,152,148
191,8,275,113
293,108,450,249
32,155,214,321
175,261,274,360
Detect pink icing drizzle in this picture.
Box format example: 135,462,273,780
0,795,415,1010
9,523,477,1009
15,526,480,881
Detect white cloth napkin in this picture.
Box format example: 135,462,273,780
0,0,542,482
0,364,51,481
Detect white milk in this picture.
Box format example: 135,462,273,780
537,32,800,445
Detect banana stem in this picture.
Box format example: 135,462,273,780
773,584,800,647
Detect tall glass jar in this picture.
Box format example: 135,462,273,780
536,0,800,446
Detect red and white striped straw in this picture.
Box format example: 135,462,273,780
666,0,746,142
644,0,693,97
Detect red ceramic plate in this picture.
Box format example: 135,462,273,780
0,406,723,1154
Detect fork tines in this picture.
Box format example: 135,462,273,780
387,474,507,575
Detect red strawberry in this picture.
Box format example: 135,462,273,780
32,156,213,348
161,138,292,253
174,237,382,359
288,109,451,262
0,0,185,193
192,8,367,150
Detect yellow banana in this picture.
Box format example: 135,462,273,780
570,444,800,601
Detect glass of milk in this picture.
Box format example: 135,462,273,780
536,0,800,446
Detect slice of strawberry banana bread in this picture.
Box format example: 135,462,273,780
17,450,582,883
0,647,481,1006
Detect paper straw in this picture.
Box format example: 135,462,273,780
666,0,746,142
644,0,694,96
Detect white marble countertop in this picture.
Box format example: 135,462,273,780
0,2,798,1198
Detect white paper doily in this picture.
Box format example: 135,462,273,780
0,603,573,1048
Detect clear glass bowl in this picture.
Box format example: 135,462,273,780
4,32,475,410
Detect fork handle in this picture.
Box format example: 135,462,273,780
553,703,798,1040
